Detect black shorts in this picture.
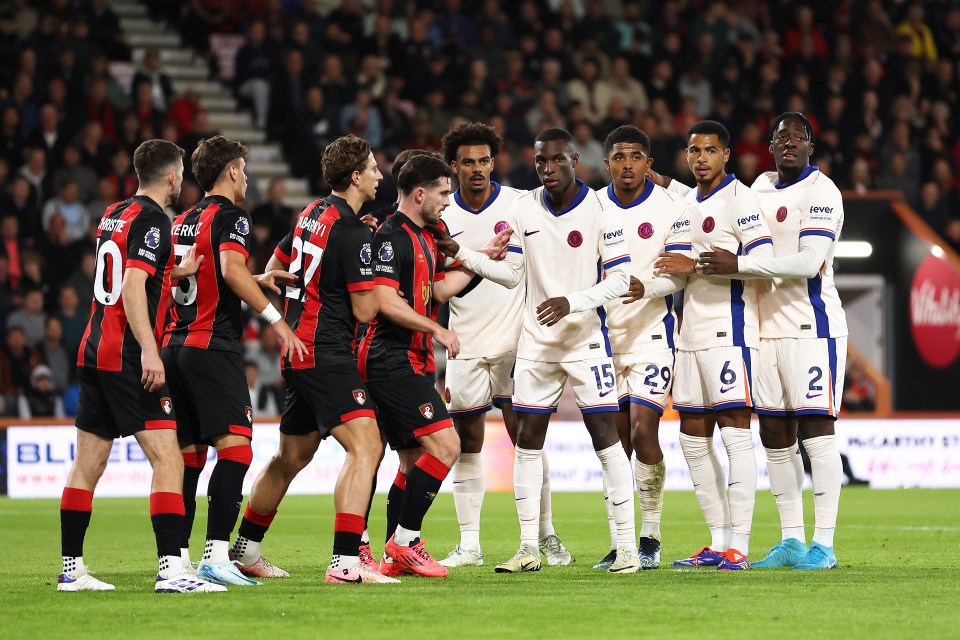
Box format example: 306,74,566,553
161,346,252,447
279,364,376,437
75,367,177,439
367,373,452,451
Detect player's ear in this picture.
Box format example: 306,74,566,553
603,157,610,173
769,142,775,155
351,169,361,187
570,152,579,167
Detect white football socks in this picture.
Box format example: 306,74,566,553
805,435,842,548
596,443,636,548
361,529,370,545
765,445,806,543
203,539,230,563
721,427,756,556
62,556,85,576
158,554,184,579
635,459,666,541
231,536,260,566
538,451,555,539
679,433,730,551
514,447,544,548
394,525,419,547
329,554,360,570
452,452,484,551
603,493,618,550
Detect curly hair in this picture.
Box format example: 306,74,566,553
441,121,502,165
191,135,248,192
322,134,373,192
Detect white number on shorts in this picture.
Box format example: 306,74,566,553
171,243,198,306
720,360,737,385
591,364,615,390
93,238,123,306
643,364,671,389
286,235,324,299
808,366,823,391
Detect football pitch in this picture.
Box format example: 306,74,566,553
2,489,958,639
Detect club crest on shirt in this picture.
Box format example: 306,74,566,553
494,220,509,234
145,227,161,250
360,243,372,265
638,222,654,239
160,397,172,415
776,206,788,222
353,389,366,405
702,216,716,233
378,241,394,262
567,230,583,247
245,406,253,424
419,402,434,419
235,218,250,235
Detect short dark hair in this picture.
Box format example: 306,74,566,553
687,120,730,148
603,125,650,155
132,139,184,186
190,135,248,192
534,127,575,147
769,111,815,145
321,135,372,192
396,154,454,196
441,122,502,164
391,149,439,184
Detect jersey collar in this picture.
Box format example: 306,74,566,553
324,193,356,215
132,194,163,212
774,165,819,190
454,181,501,214
542,179,589,216
696,173,736,203
606,179,654,209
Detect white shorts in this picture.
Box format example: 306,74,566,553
444,351,516,417
513,357,620,414
613,348,675,416
755,337,846,418
672,346,757,413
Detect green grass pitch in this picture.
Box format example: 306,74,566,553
2,489,958,639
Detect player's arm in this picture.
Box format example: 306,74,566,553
122,267,164,392
646,167,693,196
431,226,510,301
698,235,834,278
171,244,203,280
434,224,523,289
374,284,459,358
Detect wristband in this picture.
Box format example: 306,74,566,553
260,303,282,324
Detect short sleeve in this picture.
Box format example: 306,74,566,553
273,231,293,265
599,212,631,272
734,191,774,255
340,223,375,293
372,230,403,289
799,182,844,241
664,204,693,255
126,214,171,276
218,207,251,259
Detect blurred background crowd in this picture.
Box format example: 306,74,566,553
3,0,957,417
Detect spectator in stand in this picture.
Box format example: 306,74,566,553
879,152,920,206
340,88,383,149
842,360,877,413
63,249,94,307
508,145,540,190
76,122,112,176
88,53,128,109
251,177,293,247
245,359,279,417
87,177,117,223
571,121,605,188
53,145,97,204
895,4,938,64
131,80,165,140
566,58,603,125
269,49,307,141
244,322,284,414
235,20,274,131
85,78,119,143
167,87,203,135
17,363,64,418
55,284,86,356
0,214,25,290
318,53,355,113
26,105,65,171
45,76,85,142
0,326,38,393
105,147,137,200
37,315,71,392
597,56,649,119
132,48,174,112
0,105,24,171
7,287,46,347
117,112,144,157
41,180,89,244
86,0,128,60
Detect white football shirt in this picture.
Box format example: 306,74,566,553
750,167,848,338
442,182,525,358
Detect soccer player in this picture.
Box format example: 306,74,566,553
694,113,848,570
229,135,399,584
356,153,484,578
161,136,306,586
631,120,772,570
437,122,570,568
59,139,223,593
437,128,640,574
590,126,691,570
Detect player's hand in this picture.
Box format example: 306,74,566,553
623,275,644,304
360,213,378,232
434,327,460,359
274,320,308,362
256,270,298,294
698,244,739,275
172,244,203,280
536,296,570,326
140,349,165,392
479,228,512,260
654,252,697,276
427,223,460,257
645,168,672,188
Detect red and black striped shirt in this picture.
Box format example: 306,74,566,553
162,195,251,352
273,195,374,369
77,195,174,371
357,212,445,381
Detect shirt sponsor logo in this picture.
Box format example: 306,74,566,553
360,243,372,265
738,214,761,226
138,248,156,261
604,229,624,240
567,230,583,247
378,241,394,262
673,219,690,229
638,222,654,239
229,233,247,243
809,206,833,214
145,226,161,250
375,264,394,273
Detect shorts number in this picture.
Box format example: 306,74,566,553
808,366,823,391
172,243,198,306
591,364,614,390
642,364,672,389
720,360,737,385
93,239,122,306
286,235,324,299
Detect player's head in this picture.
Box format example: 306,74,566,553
441,122,501,195
603,125,652,193
686,120,730,187
769,111,814,175
322,134,381,204
397,154,455,225
534,128,578,197
391,149,435,185
132,138,184,208
191,135,249,203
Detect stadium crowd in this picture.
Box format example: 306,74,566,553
0,0,957,417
